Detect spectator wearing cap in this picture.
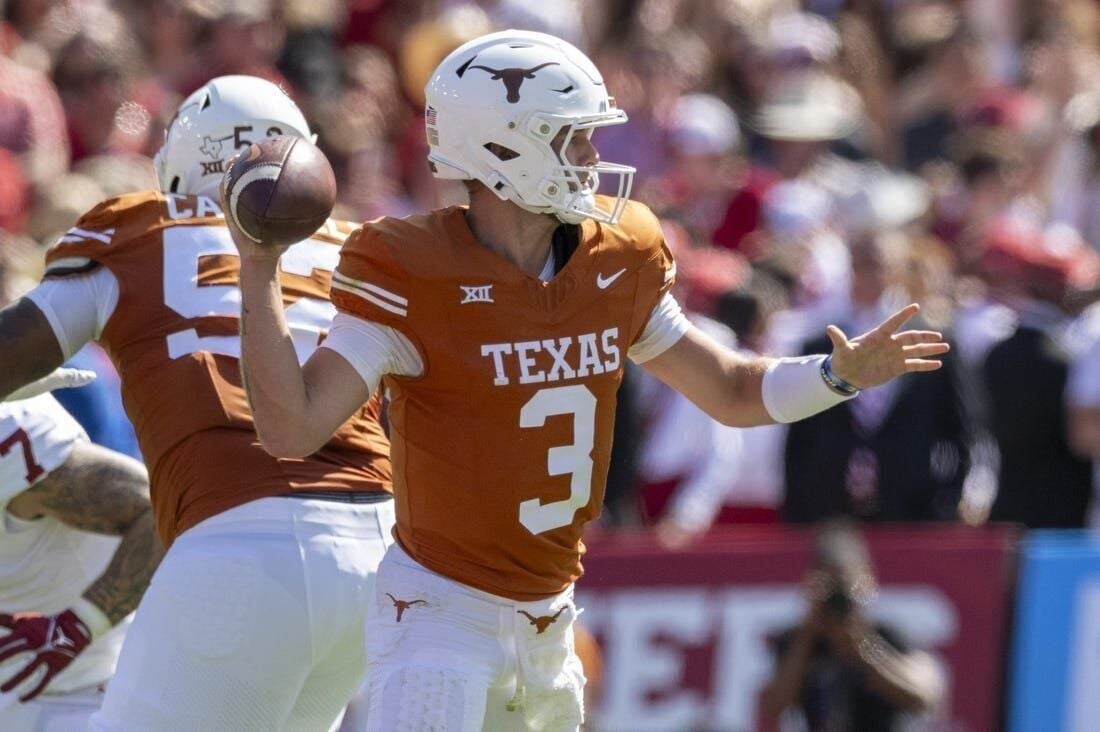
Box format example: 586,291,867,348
641,93,743,246
981,220,1098,527
783,231,982,523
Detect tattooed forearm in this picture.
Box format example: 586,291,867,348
83,508,164,624
0,299,66,398
9,443,162,625
13,443,151,534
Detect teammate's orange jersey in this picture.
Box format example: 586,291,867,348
331,198,674,599
43,191,392,545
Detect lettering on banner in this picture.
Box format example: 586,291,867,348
579,586,957,732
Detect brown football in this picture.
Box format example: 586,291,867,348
221,135,336,248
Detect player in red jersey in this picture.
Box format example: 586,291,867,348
231,31,949,731
0,76,393,730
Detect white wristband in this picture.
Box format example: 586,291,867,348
71,597,112,639
761,355,857,424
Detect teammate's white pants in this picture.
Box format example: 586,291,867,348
359,543,585,732
0,685,104,731
89,495,395,732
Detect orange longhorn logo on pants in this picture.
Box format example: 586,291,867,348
386,593,427,622
517,606,566,634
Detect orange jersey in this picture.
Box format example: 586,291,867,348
43,191,391,545
332,199,674,599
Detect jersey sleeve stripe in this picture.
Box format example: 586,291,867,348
664,263,676,283
59,227,115,245
331,279,408,317
332,272,408,306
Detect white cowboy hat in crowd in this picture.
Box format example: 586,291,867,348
753,72,864,142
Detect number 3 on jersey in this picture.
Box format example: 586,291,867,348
519,385,597,535
163,226,337,361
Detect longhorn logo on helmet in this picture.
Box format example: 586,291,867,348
456,56,561,104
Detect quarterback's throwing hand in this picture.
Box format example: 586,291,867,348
825,304,949,390
0,610,93,702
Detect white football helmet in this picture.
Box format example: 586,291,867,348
154,75,315,199
425,30,634,224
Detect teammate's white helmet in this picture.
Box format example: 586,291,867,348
154,75,315,199
425,30,635,225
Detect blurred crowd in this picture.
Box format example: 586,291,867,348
1,0,1099,539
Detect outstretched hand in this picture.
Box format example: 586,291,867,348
826,304,949,390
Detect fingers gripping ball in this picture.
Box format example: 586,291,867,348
221,135,336,248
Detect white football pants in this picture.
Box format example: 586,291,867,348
89,495,395,732
357,543,586,732
0,685,104,730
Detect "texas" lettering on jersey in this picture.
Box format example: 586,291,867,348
480,328,620,386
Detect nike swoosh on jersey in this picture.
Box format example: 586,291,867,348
596,268,627,289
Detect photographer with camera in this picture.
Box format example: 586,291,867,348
761,522,944,730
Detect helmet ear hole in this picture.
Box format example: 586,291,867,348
484,143,520,162
169,176,180,193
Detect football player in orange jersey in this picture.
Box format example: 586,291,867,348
230,31,950,731
0,76,394,730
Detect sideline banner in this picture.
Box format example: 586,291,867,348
578,525,1015,732
1008,531,1100,732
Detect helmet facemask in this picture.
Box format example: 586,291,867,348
525,112,634,224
